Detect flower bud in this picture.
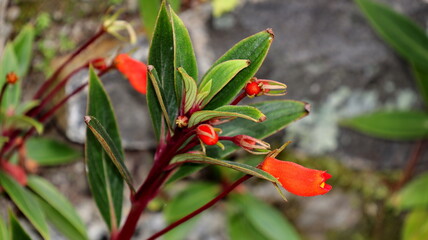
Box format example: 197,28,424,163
90,58,108,71
196,124,219,145
114,54,148,94
261,157,332,197
176,115,189,128
6,72,18,84
244,77,287,97
232,135,270,154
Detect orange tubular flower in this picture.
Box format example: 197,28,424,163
261,157,332,197
196,124,218,145
114,54,148,94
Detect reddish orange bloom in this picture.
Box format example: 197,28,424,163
0,161,27,186
261,157,332,197
196,124,218,145
244,77,287,97
6,72,18,84
90,58,108,71
114,54,148,94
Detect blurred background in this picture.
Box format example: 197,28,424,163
1,0,428,239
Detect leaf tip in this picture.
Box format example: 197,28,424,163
148,65,154,71
84,116,91,124
304,102,311,114
266,28,275,40
259,115,267,122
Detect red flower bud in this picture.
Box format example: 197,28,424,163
261,157,332,197
114,54,148,94
6,72,18,84
244,77,287,97
245,81,262,97
176,115,189,128
196,124,218,145
232,135,270,154
0,161,27,186
90,58,108,71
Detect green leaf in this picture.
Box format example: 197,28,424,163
227,205,269,240
6,115,43,134
0,43,20,109
148,2,177,137
12,24,35,76
412,64,428,107
172,153,279,183
15,100,40,115
188,105,265,127
25,137,80,166
0,214,9,240
340,110,428,140
204,29,274,109
177,67,198,113
396,173,428,209
0,172,50,239
9,210,31,240
230,193,301,240
148,67,173,130
171,9,198,103
212,0,239,17
198,59,250,107
164,182,221,240
209,100,309,158
355,0,428,68
139,0,180,39
403,209,428,240
85,116,135,194
85,67,123,231
27,176,88,240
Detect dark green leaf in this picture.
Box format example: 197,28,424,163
164,182,221,240
396,173,428,209
199,59,250,107
172,153,278,183
0,172,50,239
148,2,177,136
172,9,198,103
27,176,88,240
148,67,173,130
85,67,123,231
355,0,428,68
6,115,43,134
402,209,428,240
0,214,9,240
12,25,35,76
208,100,309,158
340,110,428,140
25,137,80,166
227,205,269,240
177,67,197,113
412,64,428,107
85,116,135,194
9,210,31,240
204,29,274,109
188,105,265,127
147,67,164,140
231,193,300,240
0,43,20,109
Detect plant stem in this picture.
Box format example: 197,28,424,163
33,27,106,99
395,140,426,190
230,91,247,105
147,175,252,240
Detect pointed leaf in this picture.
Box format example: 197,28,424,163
172,153,279,184
340,110,428,140
148,67,173,130
0,214,9,240
85,67,123,231
148,2,177,137
395,173,428,209
9,210,31,240
0,43,20,109
208,100,309,158
188,105,265,127
178,67,198,113
6,115,43,134
27,176,88,240
171,9,198,103
355,0,428,68
85,116,135,194
402,210,428,240
164,182,220,240
412,64,428,107
198,59,250,107
25,137,80,166
230,193,300,240
138,0,180,39
228,210,269,240
12,25,35,76
204,30,274,109
0,172,50,239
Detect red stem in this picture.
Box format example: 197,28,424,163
147,175,252,240
33,27,106,99
230,91,246,105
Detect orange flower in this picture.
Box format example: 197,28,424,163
114,54,148,94
6,72,18,84
196,124,219,145
261,157,332,197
